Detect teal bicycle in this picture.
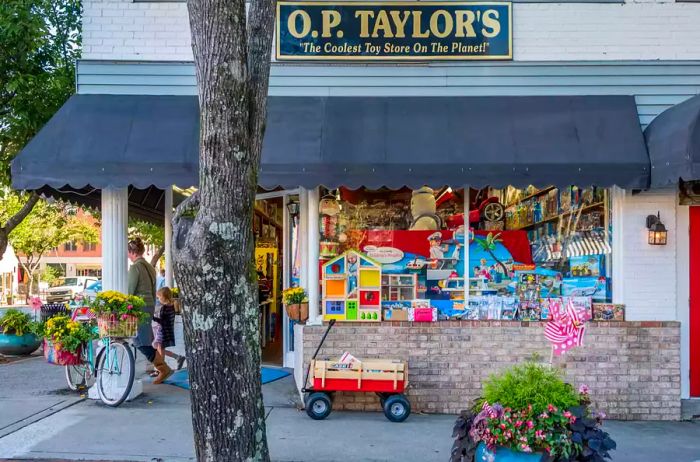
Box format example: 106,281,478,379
65,309,136,407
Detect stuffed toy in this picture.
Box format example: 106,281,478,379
410,187,443,230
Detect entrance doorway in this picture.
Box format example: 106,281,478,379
254,190,300,366
690,206,700,396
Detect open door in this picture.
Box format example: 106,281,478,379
254,189,300,367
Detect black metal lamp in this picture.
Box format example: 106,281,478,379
646,212,667,245
286,200,300,218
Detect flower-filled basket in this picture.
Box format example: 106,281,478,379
89,291,148,339
97,314,139,338
282,287,308,323
41,316,94,366
44,339,82,366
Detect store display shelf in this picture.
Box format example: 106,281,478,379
505,186,556,209
254,206,282,229
513,201,604,230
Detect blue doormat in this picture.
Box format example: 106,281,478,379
164,367,291,390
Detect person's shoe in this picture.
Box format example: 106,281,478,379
176,356,186,370
153,362,173,384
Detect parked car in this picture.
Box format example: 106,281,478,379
46,277,99,304
80,280,102,302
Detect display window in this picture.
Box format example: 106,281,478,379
318,185,617,323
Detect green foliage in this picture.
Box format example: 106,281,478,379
0,0,82,185
43,314,94,353
478,362,580,415
128,219,165,248
40,264,60,285
0,309,38,336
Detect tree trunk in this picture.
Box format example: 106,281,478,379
0,192,40,262
173,0,275,460
150,245,165,268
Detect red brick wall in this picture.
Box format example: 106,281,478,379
302,321,681,421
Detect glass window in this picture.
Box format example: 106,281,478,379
83,241,97,252
318,185,616,323
64,241,78,252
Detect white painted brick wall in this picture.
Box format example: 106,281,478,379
83,0,700,61
622,189,678,321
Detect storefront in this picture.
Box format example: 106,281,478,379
10,0,700,420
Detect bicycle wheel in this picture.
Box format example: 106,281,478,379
96,340,135,407
65,343,95,391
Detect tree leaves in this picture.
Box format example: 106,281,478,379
0,0,81,186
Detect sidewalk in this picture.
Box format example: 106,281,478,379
1,358,700,461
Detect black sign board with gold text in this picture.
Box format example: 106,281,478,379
276,1,512,61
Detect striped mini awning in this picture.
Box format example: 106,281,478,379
531,229,611,263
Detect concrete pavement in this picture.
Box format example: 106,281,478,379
1,358,700,461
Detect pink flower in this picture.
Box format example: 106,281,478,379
579,384,590,395
540,412,549,419
499,423,507,430
121,314,128,321
515,420,523,428
127,305,133,310
535,430,545,439
520,444,532,453
547,404,557,412
563,411,573,419
526,420,534,429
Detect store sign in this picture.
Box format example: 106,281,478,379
363,245,404,264
276,1,512,61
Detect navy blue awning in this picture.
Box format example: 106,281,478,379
644,94,700,188
12,94,650,191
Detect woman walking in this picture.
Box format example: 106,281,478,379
127,237,173,383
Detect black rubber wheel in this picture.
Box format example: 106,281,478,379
376,392,389,407
383,394,411,422
305,392,332,420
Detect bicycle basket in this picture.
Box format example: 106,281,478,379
43,339,82,366
97,314,138,338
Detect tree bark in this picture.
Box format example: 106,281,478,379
150,245,165,268
173,0,275,460
0,192,40,262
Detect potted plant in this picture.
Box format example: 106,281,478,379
41,315,95,365
88,290,148,338
282,287,308,323
0,309,41,356
451,362,616,462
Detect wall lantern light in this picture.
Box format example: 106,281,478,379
646,212,667,245
286,201,300,218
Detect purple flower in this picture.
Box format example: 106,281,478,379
579,384,590,395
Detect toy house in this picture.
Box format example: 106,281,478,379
322,250,382,322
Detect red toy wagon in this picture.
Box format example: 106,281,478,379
302,321,411,422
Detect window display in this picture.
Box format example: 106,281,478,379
318,185,613,323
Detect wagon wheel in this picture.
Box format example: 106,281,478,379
305,392,332,420
383,394,411,423
482,202,505,222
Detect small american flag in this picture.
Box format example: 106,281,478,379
71,306,96,322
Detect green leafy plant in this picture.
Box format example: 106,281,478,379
43,315,95,353
478,362,580,415
88,290,148,323
0,309,38,336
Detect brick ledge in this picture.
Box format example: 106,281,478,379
307,320,680,328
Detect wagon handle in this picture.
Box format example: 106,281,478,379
302,319,336,392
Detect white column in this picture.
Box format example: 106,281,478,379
611,186,625,305
463,185,470,309
164,187,174,287
101,188,128,292
299,189,309,292
307,187,321,324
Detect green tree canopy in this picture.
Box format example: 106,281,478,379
0,0,81,264
3,197,98,295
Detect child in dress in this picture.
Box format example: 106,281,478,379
151,287,185,381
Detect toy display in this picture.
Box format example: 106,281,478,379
317,185,614,324
592,303,625,321
322,250,382,322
